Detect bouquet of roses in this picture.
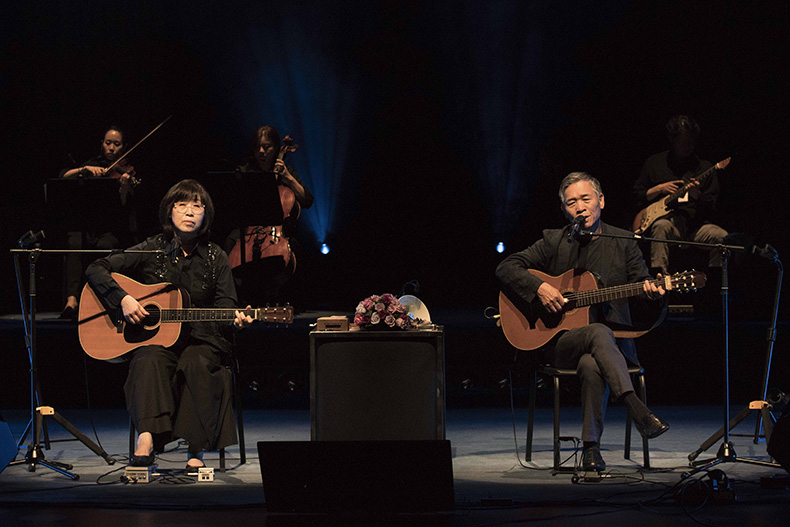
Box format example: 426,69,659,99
354,293,413,330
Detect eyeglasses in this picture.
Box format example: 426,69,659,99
173,202,205,214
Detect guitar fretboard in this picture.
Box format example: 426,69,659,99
566,279,663,308
160,309,253,322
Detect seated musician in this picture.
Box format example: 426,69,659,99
495,172,669,473
225,125,314,305
632,115,728,276
85,179,253,473
59,126,137,319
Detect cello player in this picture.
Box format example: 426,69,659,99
225,125,314,305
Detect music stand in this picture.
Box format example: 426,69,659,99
200,170,283,227
200,169,285,267
44,178,127,235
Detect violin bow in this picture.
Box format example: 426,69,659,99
104,114,173,179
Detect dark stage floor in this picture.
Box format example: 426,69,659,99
1,307,789,525
1,406,789,526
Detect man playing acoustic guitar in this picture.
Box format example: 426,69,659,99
496,172,670,473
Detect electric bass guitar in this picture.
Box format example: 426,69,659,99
78,273,294,361
498,268,706,351
631,157,730,235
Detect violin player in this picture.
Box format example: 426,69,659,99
58,126,138,319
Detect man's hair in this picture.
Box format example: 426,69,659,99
665,115,700,139
558,172,603,204
159,179,215,242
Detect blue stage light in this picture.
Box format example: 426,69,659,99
320,243,330,255
496,242,505,254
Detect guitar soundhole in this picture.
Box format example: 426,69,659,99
142,305,162,328
540,311,564,329
123,304,161,345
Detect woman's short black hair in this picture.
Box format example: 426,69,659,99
158,179,215,242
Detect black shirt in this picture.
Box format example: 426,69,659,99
85,234,238,354
633,150,719,231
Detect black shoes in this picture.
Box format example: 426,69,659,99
128,453,155,467
582,447,606,472
635,413,670,439
59,306,77,321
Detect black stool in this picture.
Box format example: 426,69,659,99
525,364,650,472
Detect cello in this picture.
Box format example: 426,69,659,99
228,135,300,273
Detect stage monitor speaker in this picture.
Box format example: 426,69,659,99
767,414,790,473
0,412,17,474
257,439,454,513
310,330,445,441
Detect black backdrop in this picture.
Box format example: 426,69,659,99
2,1,788,407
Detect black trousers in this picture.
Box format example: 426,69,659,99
124,342,237,453
545,323,636,443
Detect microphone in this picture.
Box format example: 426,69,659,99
752,243,778,261
169,235,181,264
567,215,586,243
17,230,45,249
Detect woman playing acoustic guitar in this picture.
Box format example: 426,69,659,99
86,179,254,473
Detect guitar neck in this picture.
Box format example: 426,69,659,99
567,279,660,308
160,309,241,322
668,158,729,202
159,307,288,323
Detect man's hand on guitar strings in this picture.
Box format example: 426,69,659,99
234,306,254,328
642,274,666,300
537,281,568,313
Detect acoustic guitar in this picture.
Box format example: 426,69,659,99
631,157,730,235
498,268,705,351
78,273,293,361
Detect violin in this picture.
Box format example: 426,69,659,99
228,135,301,273
106,157,140,187
102,115,172,188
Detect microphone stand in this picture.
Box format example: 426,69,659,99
575,227,779,475
8,247,163,480
686,246,783,469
